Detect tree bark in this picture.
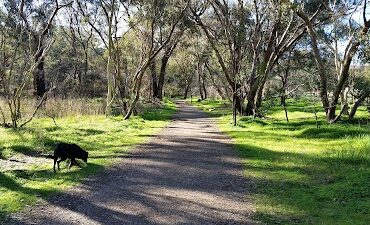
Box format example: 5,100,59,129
150,58,159,98
202,72,207,100
184,81,191,99
245,91,256,116
157,55,169,100
297,2,370,122
349,91,369,120
198,72,204,100
33,54,46,99
340,89,349,115
156,43,177,100
296,9,332,120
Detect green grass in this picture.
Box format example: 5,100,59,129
191,98,370,225
0,99,176,220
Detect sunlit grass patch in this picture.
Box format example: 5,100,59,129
0,101,176,220
192,98,370,225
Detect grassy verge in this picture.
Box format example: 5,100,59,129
0,99,176,220
190,98,370,225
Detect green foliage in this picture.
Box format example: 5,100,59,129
0,101,176,220
192,98,370,225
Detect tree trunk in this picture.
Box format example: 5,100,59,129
150,58,159,98
349,91,369,120
340,89,349,115
105,8,115,116
183,77,192,99
198,71,204,100
255,83,264,109
282,95,289,122
297,5,370,123
202,73,207,100
157,55,169,100
157,43,177,100
124,68,146,120
234,94,243,115
245,82,259,116
233,92,237,126
82,45,89,95
244,56,260,116
105,51,114,116
33,55,46,99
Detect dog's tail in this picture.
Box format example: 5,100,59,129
41,154,54,159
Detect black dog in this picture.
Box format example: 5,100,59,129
49,142,88,173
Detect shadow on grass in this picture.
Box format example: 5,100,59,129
0,162,105,220
0,171,56,220
45,126,62,132
0,147,5,159
271,119,325,130
235,143,370,224
76,128,105,136
9,145,38,156
298,127,370,139
237,119,369,140
3,134,251,224
140,107,176,121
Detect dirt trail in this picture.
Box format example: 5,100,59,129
6,101,255,225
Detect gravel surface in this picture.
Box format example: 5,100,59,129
6,101,256,225
0,154,49,172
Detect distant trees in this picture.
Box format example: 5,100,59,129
0,0,69,127
1,0,369,127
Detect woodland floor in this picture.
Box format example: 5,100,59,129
4,100,255,225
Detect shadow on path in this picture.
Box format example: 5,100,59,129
6,100,254,225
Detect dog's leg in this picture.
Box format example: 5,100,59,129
68,158,75,170
57,158,65,171
53,158,57,173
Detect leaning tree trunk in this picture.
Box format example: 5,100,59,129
157,43,177,100
156,55,169,100
349,91,369,120
297,4,370,123
184,83,191,99
149,58,159,98
124,68,146,120
340,87,349,115
297,10,332,121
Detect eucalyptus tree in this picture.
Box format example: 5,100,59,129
62,5,94,96
146,0,194,100
77,0,132,115
191,0,248,120
192,0,307,118
123,0,191,119
18,0,71,99
348,68,370,119
295,0,370,123
0,0,69,127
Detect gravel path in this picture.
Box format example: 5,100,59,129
6,101,256,225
